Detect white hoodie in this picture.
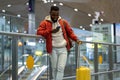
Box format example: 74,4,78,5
45,15,67,48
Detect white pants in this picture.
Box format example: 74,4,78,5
50,47,68,80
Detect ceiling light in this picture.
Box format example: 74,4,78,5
82,28,85,30
59,3,63,6
26,2,29,6
42,0,47,3
17,14,21,17
8,21,10,24
2,10,6,13
47,0,50,2
88,14,91,17
42,0,54,3
79,26,83,28
89,24,93,27
53,4,57,6
3,16,5,19
51,0,54,2
100,18,104,21
44,1,47,3
7,4,12,7
74,8,78,12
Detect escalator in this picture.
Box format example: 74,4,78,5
19,65,48,80
19,69,33,80
0,69,12,80
18,54,48,80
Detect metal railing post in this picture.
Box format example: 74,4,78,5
1,35,4,70
75,43,80,68
108,45,113,80
12,36,18,80
21,38,25,65
94,43,98,80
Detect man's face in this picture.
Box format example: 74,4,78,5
50,10,59,23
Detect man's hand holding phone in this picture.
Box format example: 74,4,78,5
52,26,60,33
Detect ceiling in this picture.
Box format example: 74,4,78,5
0,0,120,30
64,0,120,23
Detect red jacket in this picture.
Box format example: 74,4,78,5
37,19,78,54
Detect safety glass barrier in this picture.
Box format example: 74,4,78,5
0,35,12,80
0,31,120,80
0,13,28,33
79,43,111,72
77,41,120,80
0,31,50,80
0,13,40,33
64,42,76,77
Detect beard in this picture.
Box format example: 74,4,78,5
51,18,58,23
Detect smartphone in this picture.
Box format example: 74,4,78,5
57,26,60,29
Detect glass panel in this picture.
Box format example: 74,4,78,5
113,71,120,80
98,44,109,72
79,41,120,80
0,13,28,33
79,43,94,72
18,37,48,80
0,33,49,80
0,35,12,80
64,42,76,77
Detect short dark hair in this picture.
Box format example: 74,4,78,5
50,6,59,11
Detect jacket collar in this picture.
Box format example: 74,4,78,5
45,15,61,23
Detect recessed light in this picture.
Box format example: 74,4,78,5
82,28,85,30
89,24,93,27
8,21,10,24
100,19,104,21
47,0,50,2
59,3,63,6
51,0,54,2
53,4,57,6
79,26,83,28
88,14,91,17
74,8,78,12
2,10,6,13
3,16,5,19
17,14,21,17
7,4,12,7
26,2,29,6
43,0,47,3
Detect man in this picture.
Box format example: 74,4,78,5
37,5,81,80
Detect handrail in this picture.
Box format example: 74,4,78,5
0,31,120,46
82,40,120,46
91,69,120,76
0,31,42,38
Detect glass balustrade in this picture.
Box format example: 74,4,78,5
0,32,120,80
0,32,49,80
78,41,120,80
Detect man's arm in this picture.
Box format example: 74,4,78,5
63,20,82,44
37,21,51,38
